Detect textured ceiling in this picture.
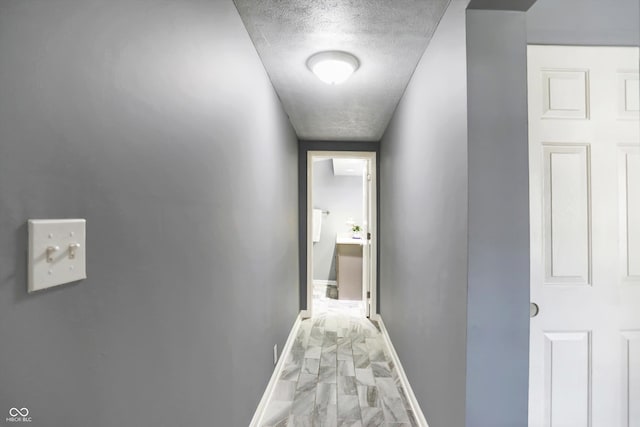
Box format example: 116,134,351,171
234,0,451,141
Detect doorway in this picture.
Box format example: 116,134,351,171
527,45,640,426
306,151,377,318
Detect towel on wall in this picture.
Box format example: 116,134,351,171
313,209,323,243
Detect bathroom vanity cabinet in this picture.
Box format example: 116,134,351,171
335,237,363,301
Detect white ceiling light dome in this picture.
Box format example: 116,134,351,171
307,51,360,85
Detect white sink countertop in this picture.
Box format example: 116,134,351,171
336,235,365,245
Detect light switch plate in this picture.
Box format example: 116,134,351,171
28,219,86,292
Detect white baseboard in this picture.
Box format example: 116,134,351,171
376,315,430,427
249,312,304,427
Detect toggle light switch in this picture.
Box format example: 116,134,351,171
46,245,60,263
28,219,86,292
68,243,81,259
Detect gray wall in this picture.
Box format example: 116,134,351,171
312,160,363,281
0,1,299,426
378,1,469,426
527,0,640,46
468,0,536,11
465,9,530,427
465,2,639,427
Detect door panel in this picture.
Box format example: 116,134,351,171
619,147,640,280
543,144,591,284
541,70,589,119
544,332,591,426
619,72,640,118
622,331,640,427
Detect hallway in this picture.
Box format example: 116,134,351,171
0,0,636,426
259,312,418,427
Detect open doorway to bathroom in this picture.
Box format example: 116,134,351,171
306,151,377,318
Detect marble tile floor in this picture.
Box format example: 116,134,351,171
312,284,364,318
259,311,419,427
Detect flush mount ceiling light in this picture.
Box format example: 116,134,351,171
307,51,359,85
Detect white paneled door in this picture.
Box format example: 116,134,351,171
528,45,640,427
361,159,371,317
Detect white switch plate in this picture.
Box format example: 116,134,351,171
28,219,86,292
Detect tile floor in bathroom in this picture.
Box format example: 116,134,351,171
259,299,419,427
312,284,364,318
